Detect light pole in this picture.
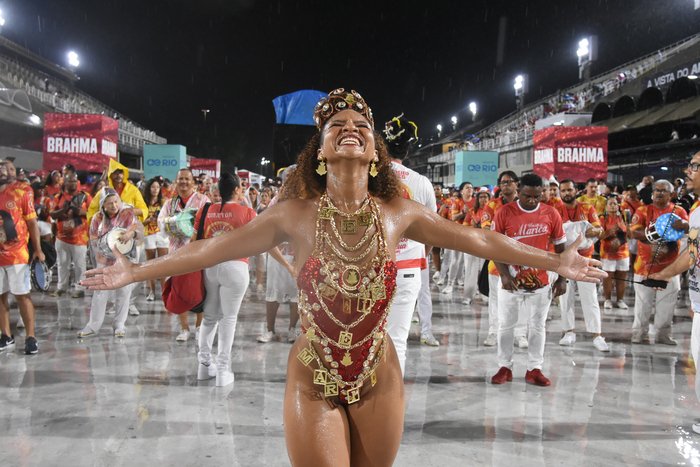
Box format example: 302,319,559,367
67,51,80,71
577,36,597,81
436,124,443,137
468,102,477,121
0,9,6,33
260,157,270,177
514,74,527,111
450,115,458,130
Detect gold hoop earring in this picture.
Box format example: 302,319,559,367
369,160,378,178
316,157,327,176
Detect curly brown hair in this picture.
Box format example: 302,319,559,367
280,132,402,201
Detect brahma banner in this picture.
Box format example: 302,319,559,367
533,126,607,182
43,113,119,172
190,157,221,181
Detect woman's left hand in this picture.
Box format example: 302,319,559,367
556,236,607,283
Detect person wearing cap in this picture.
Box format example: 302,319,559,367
87,159,147,224
0,160,44,354
78,188,143,338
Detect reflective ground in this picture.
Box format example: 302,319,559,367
1,282,699,466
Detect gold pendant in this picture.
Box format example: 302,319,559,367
340,217,358,234
338,331,353,348
343,297,352,314
358,212,373,226
346,387,361,404
313,369,328,385
342,266,361,291
297,348,314,366
369,161,378,178
319,207,334,220
319,283,339,302
316,160,327,176
370,371,377,387
341,351,353,366
324,381,338,397
357,289,372,314
305,328,319,343
370,283,386,300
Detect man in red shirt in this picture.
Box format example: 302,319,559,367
490,174,567,386
50,172,92,298
0,160,44,354
555,179,609,352
629,179,689,344
442,181,476,295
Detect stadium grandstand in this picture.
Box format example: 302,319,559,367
408,33,700,186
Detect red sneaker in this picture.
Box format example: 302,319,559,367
491,367,513,385
525,369,551,386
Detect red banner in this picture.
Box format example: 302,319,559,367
190,157,221,181
43,113,119,172
532,126,608,182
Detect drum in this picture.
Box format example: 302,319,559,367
30,259,51,292
645,213,684,243
163,209,196,238
98,228,135,259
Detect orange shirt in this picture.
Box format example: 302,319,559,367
621,198,642,216
599,213,629,260
438,197,453,219
545,197,565,211
450,197,476,223
555,202,601,258
482,197,517,275
465,206,489,228
0,183,36,266
44,184,61,198
492,202,566,290
53,191,92,245
194,202,257,263
631,203,688,275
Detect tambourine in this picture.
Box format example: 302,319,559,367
30,259,51,292
98,228,135,259
163,209,196,238
644,213,684,244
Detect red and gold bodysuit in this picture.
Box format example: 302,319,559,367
296,193,397,404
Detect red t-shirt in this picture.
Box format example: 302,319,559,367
554,202,601,258
599,213,629,260
631,203,688,275
52,191,92,245
492,201,566,290
194,202,256,263
0,183,37,266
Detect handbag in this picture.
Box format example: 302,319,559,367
162,203,211,314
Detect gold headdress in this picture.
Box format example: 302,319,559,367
313,88,374,130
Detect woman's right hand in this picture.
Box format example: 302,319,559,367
82,249,137,290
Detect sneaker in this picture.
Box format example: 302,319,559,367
129,304,140,316
525,369,551,386
16,315,25,329
461,298,472,305
176,329,190,342
515,336,529,349
411,314,419,324
50,289,66,297
603,299,613,309
457,280,464,287
616,300,629,310
257,330,275,343
656,334,678,346
593,336,610,352
0,334,15,351
559,332,576,346
216,368,235,387
77,327,96,338
432,271,440,282
435,277,445,286
420,332,440,346
491,366,513,385
24,336,38,355
106,305,116,315
71,290,85,298
197,362,217,380
692,423,700,435
146,291,155,302
483,333,497,347
114,328,126,338
631,333,650,344
441,285,454,295
287,328,299,343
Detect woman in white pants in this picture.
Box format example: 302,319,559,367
79,189,142,338
141,177,169,301
194,173,256,387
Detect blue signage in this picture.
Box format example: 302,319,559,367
143,144,188,181
454,151,499,187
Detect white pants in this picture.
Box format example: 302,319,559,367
417,264,433,336
692,312,700,372
87,283,136,332
447,250,464,285
198,261,249,370
497,286,552,371
560,280,602,334
56,239,87,292
633,274,680,339
387,267,422,376
462,253,483,300
487,274,527,337
438,249,454,282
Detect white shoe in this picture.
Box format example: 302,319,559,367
461,298,472,305
197,362,217,380
77,327,96,338
483,333,497,347
257,330,275,343
146,291,155,301
616,300,628,310
603,299,613,309
106,305,116,315
16,316,25,329
457,280,464,287
129,304,140,316
441,285,454,295
420,332,440,346
432,271,440,282
435,277,445,286
516,336,529,349
593,336,610,352
216,368,235,387
114,327,126,338
411,314,419,324
287,328,299,343
559,332,576,346
176,329,190,342
693,423,700,435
